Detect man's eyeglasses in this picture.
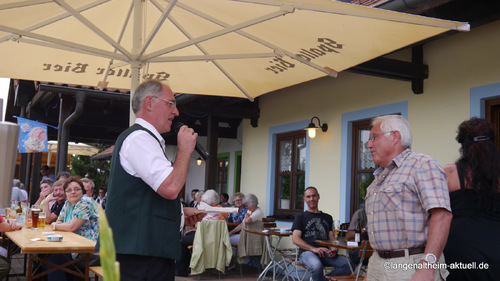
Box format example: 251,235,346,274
153,96,176,109
234,199,242,202
368,131,394,142
65,188,82,193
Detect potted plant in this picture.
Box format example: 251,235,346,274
280,176,290,209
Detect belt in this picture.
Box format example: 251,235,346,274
376,247,426,259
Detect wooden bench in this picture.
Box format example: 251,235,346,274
90,266,103,281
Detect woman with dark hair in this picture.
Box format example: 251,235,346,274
443,117,500,280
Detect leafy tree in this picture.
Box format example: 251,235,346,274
70,145,111,193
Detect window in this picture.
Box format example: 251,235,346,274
486,98,500,150
215,156,229,194
274,130,306,217
234,151,242,193
350,119,376,217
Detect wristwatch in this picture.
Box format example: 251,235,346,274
421,253,437,264
51,222,56,231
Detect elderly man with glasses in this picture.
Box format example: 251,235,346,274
103,80,200,281
364,115,451,281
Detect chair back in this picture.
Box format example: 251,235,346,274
338,222,350,239
237,220,268,264
262,217,277,228
358,240,373,258
190,220,232,275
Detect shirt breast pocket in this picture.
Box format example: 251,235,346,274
380,184,404,212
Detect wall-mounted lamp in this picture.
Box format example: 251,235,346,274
304,116,328,138
196,157,203,166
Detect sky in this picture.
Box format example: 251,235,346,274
0,77,10,121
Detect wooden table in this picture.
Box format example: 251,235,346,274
315,240,363,251
244,228,292,281
5,226,97,281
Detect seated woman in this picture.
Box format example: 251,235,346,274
53,176,99,240
176,189,227,277
227,192,247,244
228,193,262,244
48,176,99,281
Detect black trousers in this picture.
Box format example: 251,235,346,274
175,231,196,276
117,254,175,281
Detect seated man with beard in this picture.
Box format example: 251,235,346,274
42,180,66,224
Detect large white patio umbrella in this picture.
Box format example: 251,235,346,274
0,0,468,101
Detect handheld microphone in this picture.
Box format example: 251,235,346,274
174,122,210,160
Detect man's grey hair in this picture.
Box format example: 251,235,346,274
371,115,412,149
56,171,71,180
201,189,219,206
12,179,21,187
53,180,66,188
40,178,54,187
81,178,95,189
131,80,165,113
243,193,259,208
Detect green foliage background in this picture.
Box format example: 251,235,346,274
70,145,111,193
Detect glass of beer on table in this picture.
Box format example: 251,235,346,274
38,212,46,229
31,205,40,230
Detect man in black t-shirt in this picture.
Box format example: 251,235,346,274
292,187,351,281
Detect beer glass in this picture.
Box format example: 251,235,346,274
38,212,46,229
31,206,40,230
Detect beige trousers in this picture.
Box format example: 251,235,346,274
366,250,449,281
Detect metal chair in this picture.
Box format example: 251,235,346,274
326,240,373,281
279,246,309,281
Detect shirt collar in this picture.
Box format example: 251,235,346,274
374,148,412,176
392,148,412,168
135,118,165,148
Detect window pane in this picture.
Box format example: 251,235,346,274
357,172,374,208
280,139,292,172
295,136,306,172
279,175,291,209
216,157,229,193
358,129,375,170
294,174,305,210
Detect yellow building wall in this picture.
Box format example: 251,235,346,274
240,19,500,223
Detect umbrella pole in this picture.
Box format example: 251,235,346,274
129,0,143,126
130,62,140,126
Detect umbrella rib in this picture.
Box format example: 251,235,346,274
150,53,277,62
161,7,255,100
139,0,178,58
99,1,134,89
0,25,127,61
169,1,336,77
144,8,291,61
0,0,110,44
231,0,469,31
54,0,133,59
0,0,52,10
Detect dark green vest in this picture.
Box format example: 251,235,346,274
105,124,181,260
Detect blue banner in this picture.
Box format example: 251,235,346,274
17,117,48,153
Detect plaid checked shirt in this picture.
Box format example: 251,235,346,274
365,149,451,251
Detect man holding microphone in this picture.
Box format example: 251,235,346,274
105,80,200,281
